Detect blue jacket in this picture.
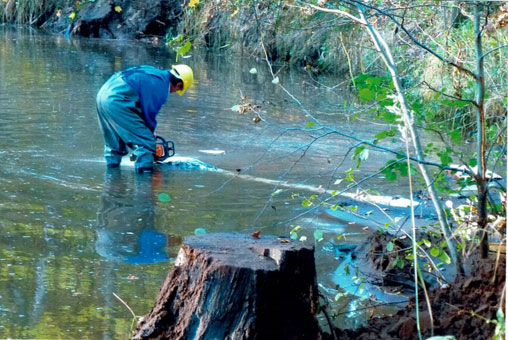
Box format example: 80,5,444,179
121,65,170,132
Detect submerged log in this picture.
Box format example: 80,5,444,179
132,233,321,340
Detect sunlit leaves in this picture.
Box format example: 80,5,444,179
176,41,192,60
290,226,301,240
354,74,394,110
437,147,453,166
302,199,313,207
358,88,375,102
386,241,394,252
352,146,369,168
188,0,200,8
449,129,462,144
374,128,397,141
114,6,122,13
249,68,258,74
439,251,451,264
290,226,302,234
69,11,76,20
430,247,440,257
167,34,192,62
271,76,280,84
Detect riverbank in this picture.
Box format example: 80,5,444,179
328,246,505,340
1,0,360,74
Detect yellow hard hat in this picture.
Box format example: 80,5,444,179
171,64,194,96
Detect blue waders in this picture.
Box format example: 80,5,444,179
96,73,156,171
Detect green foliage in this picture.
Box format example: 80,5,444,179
354,74,395,113
381,157,416,182
494,309,505,340
386,241,394,251
166,34,192,61
352,145,369,168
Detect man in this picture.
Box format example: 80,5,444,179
96,64,193,173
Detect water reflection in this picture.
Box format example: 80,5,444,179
95,170,173,264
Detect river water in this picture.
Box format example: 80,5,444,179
0,26,424,338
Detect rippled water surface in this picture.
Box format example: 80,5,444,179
0,27,423,338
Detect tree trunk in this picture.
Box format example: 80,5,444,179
473,2,489,259
132,233,321,340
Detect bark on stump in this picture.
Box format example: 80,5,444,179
132,233,321,340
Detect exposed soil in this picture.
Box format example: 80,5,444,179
326,234,506,340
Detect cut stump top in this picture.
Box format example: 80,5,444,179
176,233,314,271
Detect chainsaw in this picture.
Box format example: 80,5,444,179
129,135,175,163
155,135,175,162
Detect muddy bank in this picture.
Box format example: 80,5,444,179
2,0,360,73
42,0,184,39
328,233,505,340
183,1,357,73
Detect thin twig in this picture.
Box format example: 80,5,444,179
113,293,137,320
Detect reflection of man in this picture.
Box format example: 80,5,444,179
95,170,169,264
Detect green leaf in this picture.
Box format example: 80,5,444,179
249,68,258,74
358,88,376,102
450,129,462,144
290,226,302,234
271,76,280,84
441,98,469,108
302,200,312,207
158,193,171,202
426,336,457,340
439,251,451,264
313,230,324,242
385,171,397,181
468,158,478,167
194,228,206,235
176,41,192,56
290,232,298,240
359,148,369,161
430,247,440,257
366,76,382,86
423,239,431,247
497,308,504,322
438,150,453,166
386,241,394,251
305,121,315,129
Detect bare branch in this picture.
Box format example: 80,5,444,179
421,81,478,107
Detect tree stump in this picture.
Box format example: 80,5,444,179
132,233,321,340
